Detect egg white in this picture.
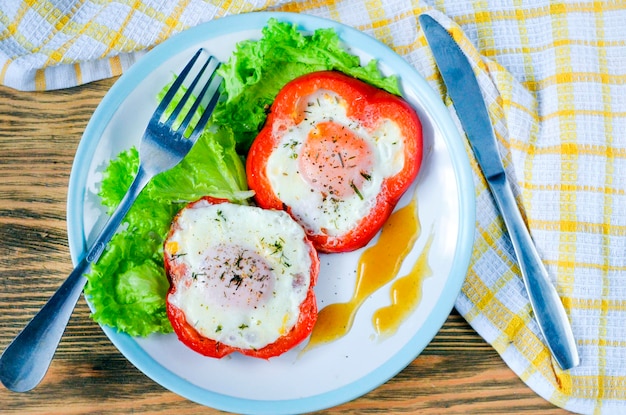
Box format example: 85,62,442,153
265,89,405,237
166,201,313,351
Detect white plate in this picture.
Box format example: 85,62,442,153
67,12,475,415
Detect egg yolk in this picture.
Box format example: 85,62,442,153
298,121,373,198
196,244,275,310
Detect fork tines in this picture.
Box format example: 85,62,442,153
156,49,223,141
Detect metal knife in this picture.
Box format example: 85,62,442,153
420,14,579,370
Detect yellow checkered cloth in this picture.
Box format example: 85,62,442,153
3,1,626,413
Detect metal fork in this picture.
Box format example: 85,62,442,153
0,49,223,393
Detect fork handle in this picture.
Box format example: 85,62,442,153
85,166,150,264
0,166,151,392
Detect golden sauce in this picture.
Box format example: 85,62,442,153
306,197,420,350
372,231,434,337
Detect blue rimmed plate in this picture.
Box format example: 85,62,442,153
67,11,474,415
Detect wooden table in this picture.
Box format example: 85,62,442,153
0,79,569,414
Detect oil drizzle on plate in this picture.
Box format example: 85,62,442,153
305,196,420,350
372,231,434,337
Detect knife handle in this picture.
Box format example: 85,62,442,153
488,173,580,370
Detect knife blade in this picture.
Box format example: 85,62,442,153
420,14,579,370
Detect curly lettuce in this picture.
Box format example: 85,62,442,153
214,18,400,150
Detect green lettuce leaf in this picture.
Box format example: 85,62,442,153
148,127,253,203
213,18,400,150
88,258,172,337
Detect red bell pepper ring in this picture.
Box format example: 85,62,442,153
164,196,319,359
247,71,423,253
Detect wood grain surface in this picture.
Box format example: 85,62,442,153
0,80,570,414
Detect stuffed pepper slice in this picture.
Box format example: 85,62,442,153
164,196,319,359
247,71,423,253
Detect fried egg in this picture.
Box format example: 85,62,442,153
164,198,316,351
265,88,405,237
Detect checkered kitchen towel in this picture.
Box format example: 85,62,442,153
3,1,626,413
